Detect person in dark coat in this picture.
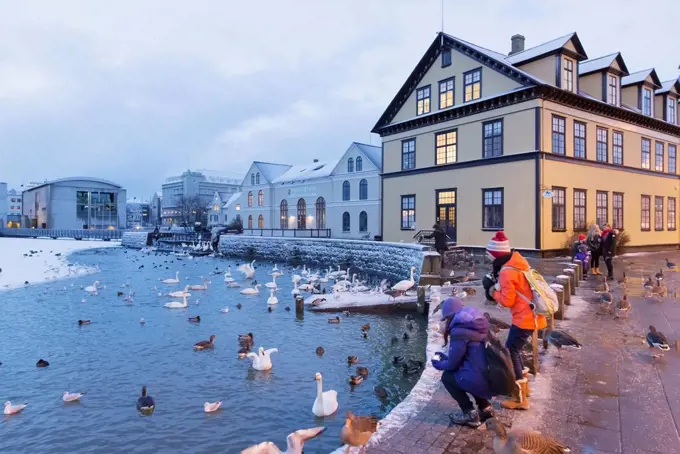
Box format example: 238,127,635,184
601,227,618,280
431,297,494,427
425,223,448,267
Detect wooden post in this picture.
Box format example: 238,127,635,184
417,286,427,315
563,268,577,291
550,283,565,320
295,295,304,316
531,329,539,374
556,275,571,305
570,260,583,281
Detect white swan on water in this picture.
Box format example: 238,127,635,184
161,272,180,284
164,295,188,309
247,347,278,371
241,427,326,454
189,280,209,291
168,286,191,298
238,260,256,279
265,275,278,289
271,264,283,277
240,284,261,296
224,266,234,283
291,281,300,296
84,281,100,295
312,372,338,417
267,288,279,305
392,266,416,293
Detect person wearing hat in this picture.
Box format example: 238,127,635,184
482,231,546,410
424,223,449,268
572,233,590,278
430,297,494,427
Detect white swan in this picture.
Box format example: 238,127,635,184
291,281,300,296
301,264,309,276
168,286,191,298
265,275,278,289
271,264,283,278
161,272,180,284
3,401,27,415
238,260,256,279
392,266,416,292
246,346,278,371
224,267,235,283
242,427,326,454
220,306,229,313
189,280,209,291
63,392,86,402
164,295,188,309
240,284,261,296
267,288,279,305
312,372,338,417
292,274,302,284
227,281,241,288
298,283,314,292
84,281,100,295
203,400,223,413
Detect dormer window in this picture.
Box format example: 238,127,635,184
642,88,652,116
563,59,574,92
667,98,677,124
607,75,618,106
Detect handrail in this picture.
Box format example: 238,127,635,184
0,228,122,240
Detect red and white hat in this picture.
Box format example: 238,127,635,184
487,231,511,259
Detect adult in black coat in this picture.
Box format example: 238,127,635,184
426,223,448,267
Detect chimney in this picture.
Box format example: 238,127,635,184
509,34,525,56
313,159,319,163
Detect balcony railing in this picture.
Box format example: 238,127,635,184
241,228,331,238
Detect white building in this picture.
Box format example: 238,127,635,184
237,142,382,239
207,191,242,227
0,182,7,227
126,198,151,229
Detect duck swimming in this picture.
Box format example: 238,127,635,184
356,366,369,376
36,359,50,368
349,375,363,386
194,334,216,350
316,346,325,356
328,316,340,324
78,319,91,326
238,333,254,347
188,315,201,323
347,355,358,365
136,386,155,414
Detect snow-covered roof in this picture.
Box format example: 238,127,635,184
656,79,680,95
25,177,123,191
253,162,292,183
353,143,382,170
222,192,242,208
578,53,628,76
621,69,662,88
195,169,241,185
273,160,340,184
506,32,587,65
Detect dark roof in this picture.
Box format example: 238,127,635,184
621,69,663,89
579,52,629,77
506,32,588,66
656,79,680,95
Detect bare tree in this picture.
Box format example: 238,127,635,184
176,195,207,226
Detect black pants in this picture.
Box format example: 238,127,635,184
437,249,447,268
505,325,533,380
590,250,601,269
441,371,490,413
604,256,613,278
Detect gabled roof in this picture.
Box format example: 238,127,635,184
578,52,629,77
272,160,340,184
222,192,242,209
253,161,291,183
506,32,588,65
621,69,663,88
656,79,680,96
352,142,382,170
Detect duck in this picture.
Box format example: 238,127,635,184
188,315,201,323
242,426,326,454
78,319,91,326
136,386,155,414
374,386,388,399
347,355,358,365
238,260,256,279
36,359,50,368
62,391,86,403
189,280,209,291
542,328,582,357
646,325,670,352
164,295,189,309
328,316,341,324
643,276,654,289
311,297,326,306
3,401,28,415
599,285,613,314
84,280,100,295
650,279,666,297
316,346,325,356
485,418,571,454
615,294,631,318
356,366,369,376
161,272,180,284
240,284,261,296
203,400,223,413
265,275,278,289
268,306,273,313
391,266,416,294
349,375,363,386
194,334,216,350
665,258,677,269
392,356,405,365
116,291,124,297
267,288,279,305
361,323,371,331
168,286,191,298
140,318,146,325
238,333,254,347
462,286,477,296
285,306,291,311
390,336,399,344
340,411,379,454
236,303,243,310
361,330,368,339
402,332,410,340
402,360,424,375
312,372,338,417
246,346,278,371
594,276,609,293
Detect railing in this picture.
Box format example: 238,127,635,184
240,228,332,238
0,228,122,240
413,229,455,246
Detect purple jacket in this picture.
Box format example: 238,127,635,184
433,307,493,399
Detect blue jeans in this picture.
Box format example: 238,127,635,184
505,325,533,380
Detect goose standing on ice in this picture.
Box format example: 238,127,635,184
247,347,278,371
391,266,416,296
241,426,326,454
240,284,261,296
312,372,338,417
4,401,27,415
84,281,100,295
267,288,279,305
164,295,189,309
161,272,180,284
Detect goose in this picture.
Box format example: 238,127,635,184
665,258,677,269
646,325,670,352
242,426,326,454
484,418,571,453
238,347,250,359
340,411,379,454
315,346,325,356
246,347,278,371
402,360,424,375
136,386,155,414
194,334,216,350
240,284,261,296
164,295,188,309
617,272,628,286
168,286,191,298
219,306,229,313
291,281,300,296
161,272,180,284
615,294,631,318
267,288,279,305
542,328,582,357
4,401,27,415
328,316,341,324
349,375,363,386
84,281,100,295
265,275,278,289
238,260,256,279
189,280,209,291
391,266,416,294
203,400,223,413
63,391,86,403
312,372,338,417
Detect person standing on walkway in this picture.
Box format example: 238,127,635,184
586,224,603,275
601,227,618,280
482,231,546,410
572,233,590,278
425,223,448,268
431,297,494,427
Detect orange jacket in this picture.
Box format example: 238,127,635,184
491,252,547,331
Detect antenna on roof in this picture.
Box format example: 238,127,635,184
440,0,444,35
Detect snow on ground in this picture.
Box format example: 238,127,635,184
0,238,119,292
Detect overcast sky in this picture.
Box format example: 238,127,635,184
1,0,678,198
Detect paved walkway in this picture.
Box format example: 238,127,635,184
365,252,680,454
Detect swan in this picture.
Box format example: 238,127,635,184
84,281,100,295
240,284,261,296
204,400,223,413
168,286,191,298
220,306,229,313
161,272,180,284
298,282,314,292
238,260,256,279
292,274,302,284
246,346,278,371
4,401,27,415
392,266,416,293
265,275,278,289
271,264,283,277
312,372,338,417
164,295,188,309
291,281,300,296
267,288,279,305
226,281,240,288
63,392,86,402
301,265,309,276
189,280,209,291
224,266,234,283
241,427,326,454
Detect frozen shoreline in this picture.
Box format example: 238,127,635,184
0,237,119,292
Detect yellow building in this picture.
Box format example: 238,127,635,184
374,32,680,254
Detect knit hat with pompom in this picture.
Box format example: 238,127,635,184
487,231,511,259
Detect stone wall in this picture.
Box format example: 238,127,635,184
121,231,148,249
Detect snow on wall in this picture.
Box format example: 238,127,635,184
121,232,148,249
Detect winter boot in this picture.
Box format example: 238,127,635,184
478,405,494,423
448,409,481,428
594,267,602,275
522,367,531,397
500,379,530,410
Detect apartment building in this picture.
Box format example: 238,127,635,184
375,32,680,253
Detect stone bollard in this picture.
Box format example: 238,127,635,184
556,275,571,305
417,286,427,315
550,283,565,320
570,260,583,282
295,295,304,317
563,269,577,293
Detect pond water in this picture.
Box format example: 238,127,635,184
0,247,427,453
